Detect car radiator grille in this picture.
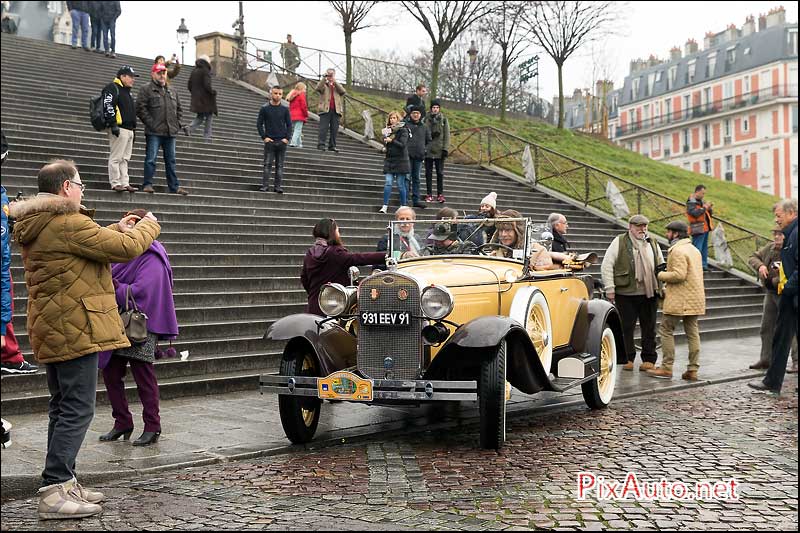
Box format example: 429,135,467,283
357,274,422,380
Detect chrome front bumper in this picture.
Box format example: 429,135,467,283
259,374,477,402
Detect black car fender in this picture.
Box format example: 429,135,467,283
265,314,357,376
425,316,551,395
585,300,627,365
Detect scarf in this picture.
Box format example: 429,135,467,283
631,233,656,298
398,230,421,253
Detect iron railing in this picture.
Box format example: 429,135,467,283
448,125,771,273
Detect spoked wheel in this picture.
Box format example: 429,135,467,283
479,339,507,450
278,347,322,444
581,327,617,409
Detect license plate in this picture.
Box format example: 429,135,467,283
360,311,411,326
318,371,373,401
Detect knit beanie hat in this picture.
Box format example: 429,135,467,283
430,99,442,109
481,191,497,209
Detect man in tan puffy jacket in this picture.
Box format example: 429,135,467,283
646,220,705,381
10,160,160,520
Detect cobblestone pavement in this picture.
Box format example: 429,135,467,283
2,380,797,531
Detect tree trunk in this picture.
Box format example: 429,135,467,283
500,57,509,123
344,31,353,87
430,47,444,100
557,62,564,129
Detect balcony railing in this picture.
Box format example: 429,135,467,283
615,85,797,138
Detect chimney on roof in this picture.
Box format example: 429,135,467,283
704,31,716,49
758,13,767,30
765,5,786,28
670,46,682,61
647,54,660,67
684,39,698,56
742,15,755,36
596,80,614,96
725,23,740,42
629,58,646,74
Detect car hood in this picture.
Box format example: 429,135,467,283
398,257,522,289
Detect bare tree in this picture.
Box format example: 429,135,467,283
482,1,532,122
401,1,492,99
523,1,618,129
329,1,380,86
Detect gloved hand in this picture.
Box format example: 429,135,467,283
442,150,448,159
182,126,190,136
656,263,668,273
111,125,120,137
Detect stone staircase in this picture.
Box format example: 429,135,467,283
0,33,764,414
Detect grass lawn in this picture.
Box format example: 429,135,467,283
348,90,781,239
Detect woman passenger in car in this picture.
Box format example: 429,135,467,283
491,210,570,270
301,218,387,316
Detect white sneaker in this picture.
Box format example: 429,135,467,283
38,479,102,520
379,205,388,214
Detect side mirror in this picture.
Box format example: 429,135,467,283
348,266,360,286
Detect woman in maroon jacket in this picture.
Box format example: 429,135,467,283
301,218,386,316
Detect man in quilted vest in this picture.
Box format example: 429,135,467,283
646,221,706,381
10,160,160,520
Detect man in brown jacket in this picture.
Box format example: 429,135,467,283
747,226,798,372
315,68,346,152
10,160,160,520
647,221,705,381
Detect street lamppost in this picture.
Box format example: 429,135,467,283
467,40,478,104
176,18,189,65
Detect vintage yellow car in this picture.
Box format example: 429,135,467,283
260,217,626,449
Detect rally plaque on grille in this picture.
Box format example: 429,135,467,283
318,371,373,401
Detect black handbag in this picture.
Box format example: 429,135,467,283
119,287,148,344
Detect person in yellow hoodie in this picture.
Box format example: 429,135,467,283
101,65,138,192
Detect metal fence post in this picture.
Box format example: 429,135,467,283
636,188,642,214
584,167,589,206
487,129,492,164
534,145,539,183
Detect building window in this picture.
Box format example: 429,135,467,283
683,94,690,118
655,70,662,83
743,117,750,132
632,78,640,100
743,150,750,170
793,104,798,133
663,134,671,156
743,76,751,95
724,155,733,181
723,119,731,143
789,28,798,55
668,66,677,90
703,159,712,175
723,81,733,100
629,110,636,130
706,53,717,78
647,73,655,96
743,46,751,55
687,60,696,84
665,99,672,122
652,135,660,152
725,46,736,70
703,87,711,110
703,124,710,148
683,129,690,152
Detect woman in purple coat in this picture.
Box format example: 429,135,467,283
99,209,179,446
301,218,386,316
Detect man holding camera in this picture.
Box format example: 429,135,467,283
646,221,705,381
315,68,346,152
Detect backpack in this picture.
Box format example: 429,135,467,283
90,84,119,131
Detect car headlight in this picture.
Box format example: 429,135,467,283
319,283,356,317
421,285,454,320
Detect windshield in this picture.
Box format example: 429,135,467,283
388,217,544,261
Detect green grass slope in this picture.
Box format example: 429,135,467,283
350,90,780,238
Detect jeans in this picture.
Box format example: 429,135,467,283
317,112,340,149
89,15,101,49
190,113,214,140
290,121,305,147
101,19,116,52
263,141,287,190
692,232,709,269
615,293,658,363
763,293,799,392
383,173,408,206
409,158,423,204
42,353,98,486
143,134,180,191
70,9,89,48
425,157,444,196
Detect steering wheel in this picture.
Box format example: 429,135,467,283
477,242,515,256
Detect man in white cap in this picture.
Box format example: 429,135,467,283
601,214,665,372
187,54,218,142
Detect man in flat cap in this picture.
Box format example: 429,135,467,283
646,220,705,381
601,214,665,372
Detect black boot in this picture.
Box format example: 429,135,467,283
132,431,161,446
99,427,133,441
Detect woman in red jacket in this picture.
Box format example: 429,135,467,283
301,218,386,316
287,82,309,148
